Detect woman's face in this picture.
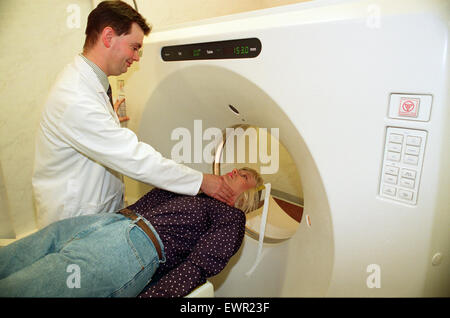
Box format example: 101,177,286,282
223,168,257,199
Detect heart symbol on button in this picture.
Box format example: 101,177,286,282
402,100,415,112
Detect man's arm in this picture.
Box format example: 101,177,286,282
58,93,202,196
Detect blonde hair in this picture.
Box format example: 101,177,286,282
234,167,264,214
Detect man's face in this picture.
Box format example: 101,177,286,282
109,23,144,76
223,169,257,198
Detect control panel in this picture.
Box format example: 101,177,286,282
379,93,432,205
161,38,261,61
379,127,427,205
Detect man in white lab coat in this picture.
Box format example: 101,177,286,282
32,1,233,228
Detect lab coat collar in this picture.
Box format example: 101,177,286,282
73,55,119,123
78,53,110,93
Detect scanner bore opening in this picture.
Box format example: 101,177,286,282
213,124,303,243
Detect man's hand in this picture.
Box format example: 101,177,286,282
114,97,130,123
200,174,234,206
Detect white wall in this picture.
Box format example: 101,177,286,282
0,0,309,238
0,0,91,239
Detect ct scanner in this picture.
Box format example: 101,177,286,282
116,0,449,296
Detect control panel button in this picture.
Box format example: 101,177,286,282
400,178,415,189
401,169,416,179
385,165,399,176
403,154,419,165
388,94,432,122
398,189,414,201
406,136,422,146
398,97,420,118
405,145,420,155
387,143,402,152
384,174,398,185
382,185,397,196
387,151,401,162
389,133,403,143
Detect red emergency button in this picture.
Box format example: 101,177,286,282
398,97,420,117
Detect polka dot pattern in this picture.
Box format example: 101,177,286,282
128,188,245,297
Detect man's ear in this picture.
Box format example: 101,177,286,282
101,26,115,48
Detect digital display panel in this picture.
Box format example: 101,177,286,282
161,38,261,61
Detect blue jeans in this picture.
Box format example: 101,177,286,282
0,213,165,297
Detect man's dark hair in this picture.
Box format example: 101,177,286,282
84,0,151,51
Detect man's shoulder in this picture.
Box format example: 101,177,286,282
56,56,95,90
47,56,103,106
41,57,106,126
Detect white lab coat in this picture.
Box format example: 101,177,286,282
32,55,202,228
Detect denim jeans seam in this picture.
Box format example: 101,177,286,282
59,216,115,253
59,228,91,253
108,258,159,297
126,224,146,269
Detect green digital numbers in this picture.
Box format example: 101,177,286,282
234,46,249,55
